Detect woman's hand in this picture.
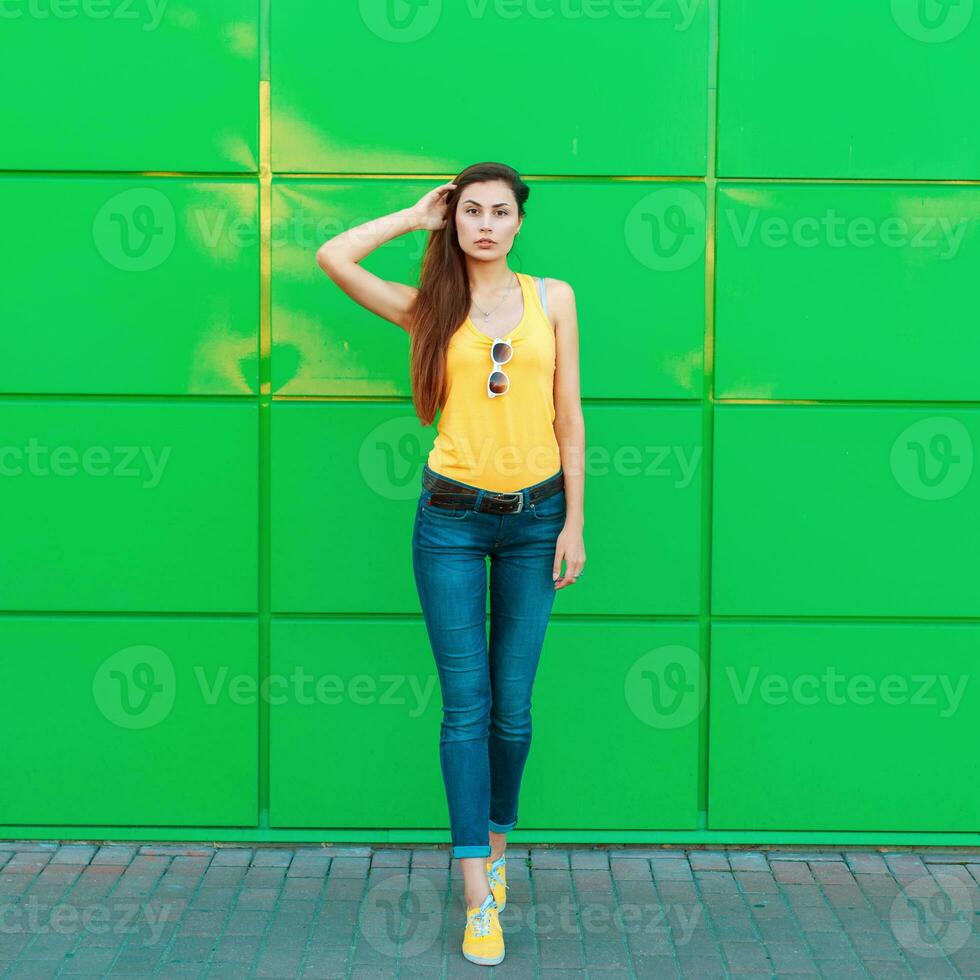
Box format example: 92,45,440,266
553,525,586,590
407,181,457,231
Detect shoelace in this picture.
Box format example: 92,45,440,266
468,898,495,937
487,858,508,893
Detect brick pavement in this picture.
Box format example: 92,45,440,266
0,842,977,978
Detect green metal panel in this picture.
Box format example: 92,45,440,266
0,617,257,826
708,622,980,831
274,178,705,399
715,183,980,400
522,621,702,829
711,405,980,617
271,402,423,614
0,0,258,172
269,620,446,828
718,1,980,179
0,399,258,612
571,405,703,615
0,176,259,395
271,2,708,175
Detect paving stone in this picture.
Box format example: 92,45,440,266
766,940,819,974
771,861,816,884
920,849,980,864
250,848,293,867
882,852,928,875
728,851,769,872
48,845,97,865
409,849,449,869
367,849,410,867
211,848,253,866
689,850,731,871
531,848,570,869
845,851,890,874
90,845,138,866
138,845,214,857
766,850,844,861
808,861,856,886
325,857,370,879
734,870,779,893
287,855,332,878
320,846,372,858
570,850,609,869
650,857,693,881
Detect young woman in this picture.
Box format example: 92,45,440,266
316,162,586,966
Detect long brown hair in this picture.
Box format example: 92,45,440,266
409,162,530,427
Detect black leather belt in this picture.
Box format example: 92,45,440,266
422,466,564,515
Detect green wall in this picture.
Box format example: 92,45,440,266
1,1,978,844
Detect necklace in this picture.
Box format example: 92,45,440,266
469,272,518,324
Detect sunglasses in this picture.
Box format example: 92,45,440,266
487,338,513,398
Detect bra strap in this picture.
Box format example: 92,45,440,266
535,276,549,318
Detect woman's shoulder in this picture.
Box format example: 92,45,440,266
531,275,574,303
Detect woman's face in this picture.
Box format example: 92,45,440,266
454,180,522,260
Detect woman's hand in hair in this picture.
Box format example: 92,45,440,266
408,182,457,231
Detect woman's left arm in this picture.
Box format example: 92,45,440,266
549,279,586,589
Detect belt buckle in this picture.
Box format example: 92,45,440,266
497,491,523,513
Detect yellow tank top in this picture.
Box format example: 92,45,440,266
426,271,562,493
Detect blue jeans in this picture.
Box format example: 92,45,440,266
412,463,567,859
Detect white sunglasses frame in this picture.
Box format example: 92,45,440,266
486,337,514,399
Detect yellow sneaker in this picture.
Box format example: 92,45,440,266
486,854,508,912
461,892,504,966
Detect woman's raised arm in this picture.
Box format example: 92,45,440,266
315,182,456,333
